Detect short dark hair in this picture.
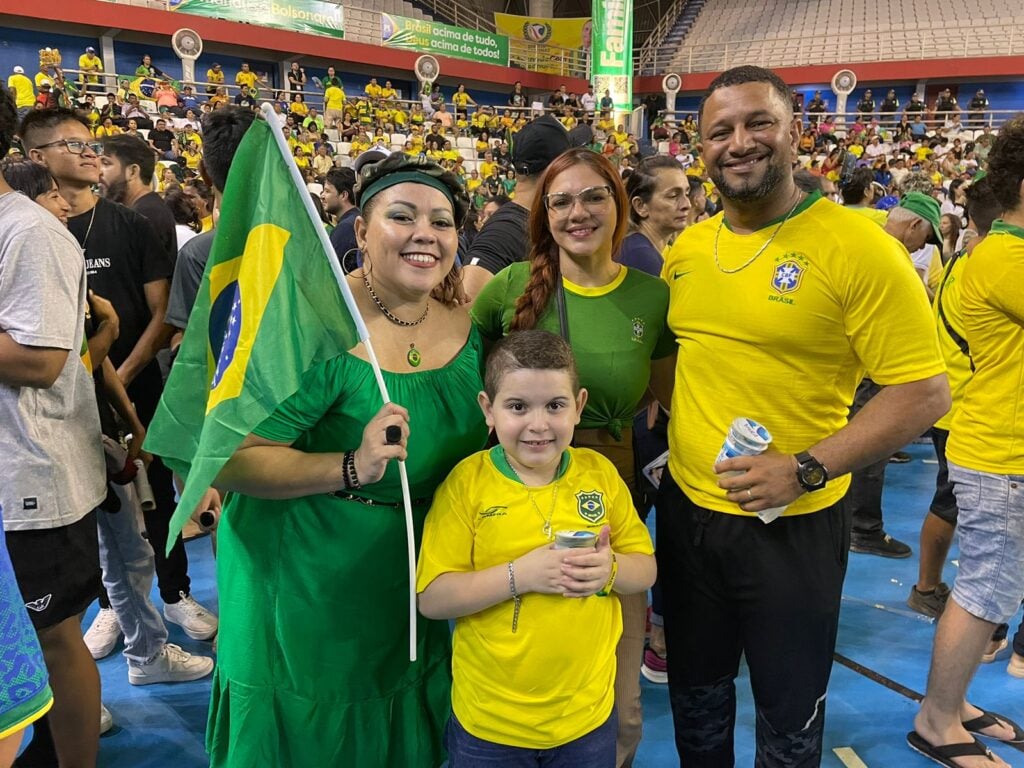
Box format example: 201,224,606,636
0,87,17,158
699,65,792,123
164,188,200,231
986,114,1024,212
324,167,356,203
18,107,90,150
103,134,157,184
625,155,686,224
964,176,1002,236
484,330,580,399
793,168,826,194
1,156,54,199
840,167,875,205
200,106,256,192
483,194,511,209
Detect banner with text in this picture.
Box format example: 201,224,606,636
591,0,632,113
169,0,344,38
494,13,591,74
380,14,509,66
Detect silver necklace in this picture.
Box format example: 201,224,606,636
80,200,98,258
713,192,803,274
506,454,559,540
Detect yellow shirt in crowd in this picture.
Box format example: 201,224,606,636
235,70,258,90
7,74,35,108
661,192,945,516
948,221,1024,474
932,247,972,431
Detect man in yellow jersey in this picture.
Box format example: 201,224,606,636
911,117,1024,768
907,177,1002,619
78,46,103,92
840,167,888,225
845,190,943,559
6,66,35,121
655,66,949,767
234,62,257,93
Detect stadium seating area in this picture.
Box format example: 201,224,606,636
660,0,1024,72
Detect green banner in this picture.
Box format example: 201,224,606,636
170,0,344,39
591,0,632,113
380,14,509,66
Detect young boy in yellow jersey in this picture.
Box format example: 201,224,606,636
418,330,655,765
912,117,1024,765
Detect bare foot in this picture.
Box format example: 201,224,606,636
960,703,1019,742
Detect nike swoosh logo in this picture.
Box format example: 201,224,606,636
673,271,691,280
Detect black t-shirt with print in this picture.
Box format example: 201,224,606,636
68,198,173,366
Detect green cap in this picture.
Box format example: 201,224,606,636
899,191,942,245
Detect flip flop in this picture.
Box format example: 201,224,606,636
963,709,1024,744
906,731,998,767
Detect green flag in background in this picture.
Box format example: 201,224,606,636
145,118,360,550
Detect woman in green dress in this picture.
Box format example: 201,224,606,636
209,154,487,767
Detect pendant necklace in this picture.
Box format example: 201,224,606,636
506,455,559,539
362,274,428,367
80,201,98,259
713,191,803,274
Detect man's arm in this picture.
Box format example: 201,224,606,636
717,373,950,512
460,263,496,305
117,279,173,387
0,334,69,388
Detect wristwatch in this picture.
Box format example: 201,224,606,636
795,451,829,492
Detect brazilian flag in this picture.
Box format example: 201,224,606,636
145,118,360,549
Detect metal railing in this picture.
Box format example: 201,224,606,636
657,109,1020,133
632,20,1024,75
633,0,689,75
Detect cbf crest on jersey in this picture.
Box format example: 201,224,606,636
771,252,810,294
576,490,606,523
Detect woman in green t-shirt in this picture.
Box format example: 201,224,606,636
470,147,675,765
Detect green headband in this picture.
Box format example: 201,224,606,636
358,171,456,214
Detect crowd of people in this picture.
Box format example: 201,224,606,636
1,46,1023,768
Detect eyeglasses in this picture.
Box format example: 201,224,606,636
33,138,103,156
543,185,613,216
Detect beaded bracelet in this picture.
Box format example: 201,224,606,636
507,561,521,633
343,450,361,490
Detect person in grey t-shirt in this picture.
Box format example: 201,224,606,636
0,87,106,764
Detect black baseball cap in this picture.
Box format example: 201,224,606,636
510,114,570,176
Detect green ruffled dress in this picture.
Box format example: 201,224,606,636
207,330,488,768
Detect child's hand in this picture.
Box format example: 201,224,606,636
559,526,613,598
515,544,571,596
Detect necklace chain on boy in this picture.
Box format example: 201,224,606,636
507,460,559,539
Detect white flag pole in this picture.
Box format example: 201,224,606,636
260,102,419,663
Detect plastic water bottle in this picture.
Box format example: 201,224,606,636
716,417,787,524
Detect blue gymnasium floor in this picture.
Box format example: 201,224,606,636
55,443,1024,766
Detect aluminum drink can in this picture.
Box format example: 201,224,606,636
554,530,598,549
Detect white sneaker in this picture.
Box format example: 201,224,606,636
83,608,122,660
163,591,218,640
100,703,113,735
128,643,214,686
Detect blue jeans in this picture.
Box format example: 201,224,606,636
949,462,1024,624
97,483,168,665
447,710,617,768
